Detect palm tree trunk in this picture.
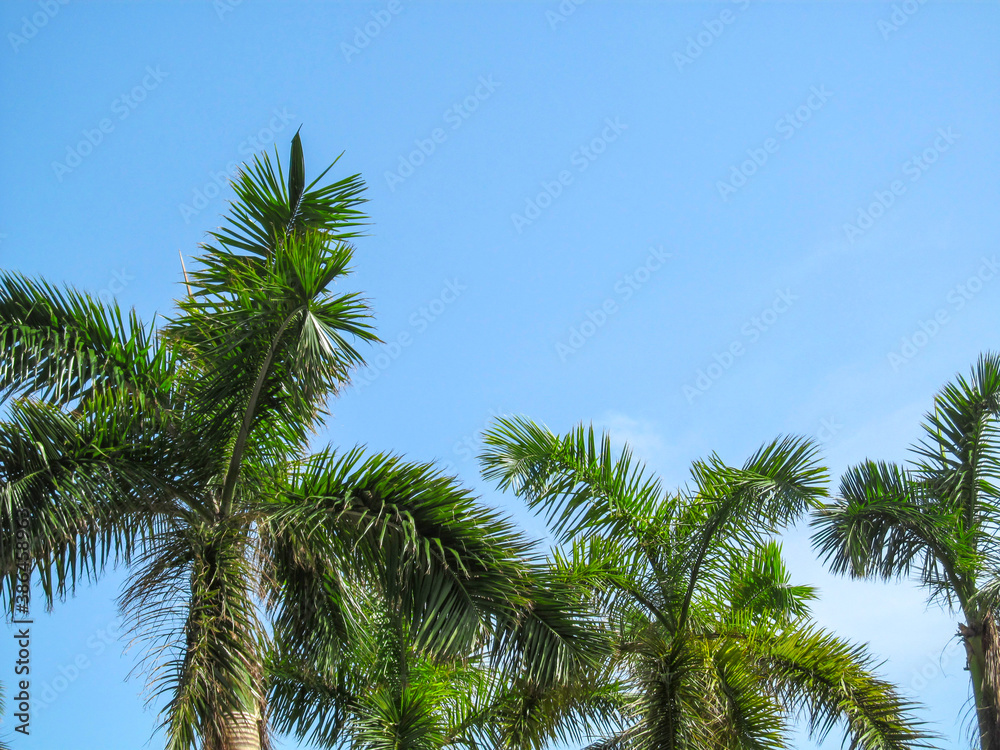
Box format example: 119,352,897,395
223,711,263,750
962,616,1000,750
200,710,264,750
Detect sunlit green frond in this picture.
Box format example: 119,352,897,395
481,416,927,750
207,132,368,260
685,435,828,557
0,271,175,407
749,624,936,750
351,687,444,750
723,541,816,625
479,415,664,543
663,436,826,633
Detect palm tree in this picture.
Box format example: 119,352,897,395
813,353,1000,750
269,566,623,750
0,134,597,750
479,415,934,750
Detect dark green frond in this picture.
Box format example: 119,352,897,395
271,448,603,685
0,393,192,610
811,460,963,612
0,271,175,407
207,131,367,259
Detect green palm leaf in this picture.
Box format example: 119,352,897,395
482,415,933,750
812,353,1000,749
1,135,600,750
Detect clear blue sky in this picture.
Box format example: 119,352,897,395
2,1,999,747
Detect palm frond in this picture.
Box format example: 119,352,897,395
811,461,964,609
0,392,193,610
723,540,816,625
481,416,931,750
166,169,378,514
912,352,1000,554
749,623,937,749
271,447,604,686
0,271,175,407
207,131,367,259
479,416,665,544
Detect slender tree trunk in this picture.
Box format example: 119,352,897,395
222,711,264,750
201,709,266,750
962,616,1000,750
193,536,269,750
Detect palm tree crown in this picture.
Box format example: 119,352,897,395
0,135,596,750
480,415,934,750
813,353,1000,750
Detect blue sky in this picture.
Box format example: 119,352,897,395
2,0,999,747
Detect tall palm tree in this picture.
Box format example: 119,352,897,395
813,353,1000,750
479,415,934,750
0,135,597,750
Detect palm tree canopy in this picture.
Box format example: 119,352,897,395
812,354,1000,750
0,135,599,750
269,555,622,750
480,415,935,750
813,354,1000,617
